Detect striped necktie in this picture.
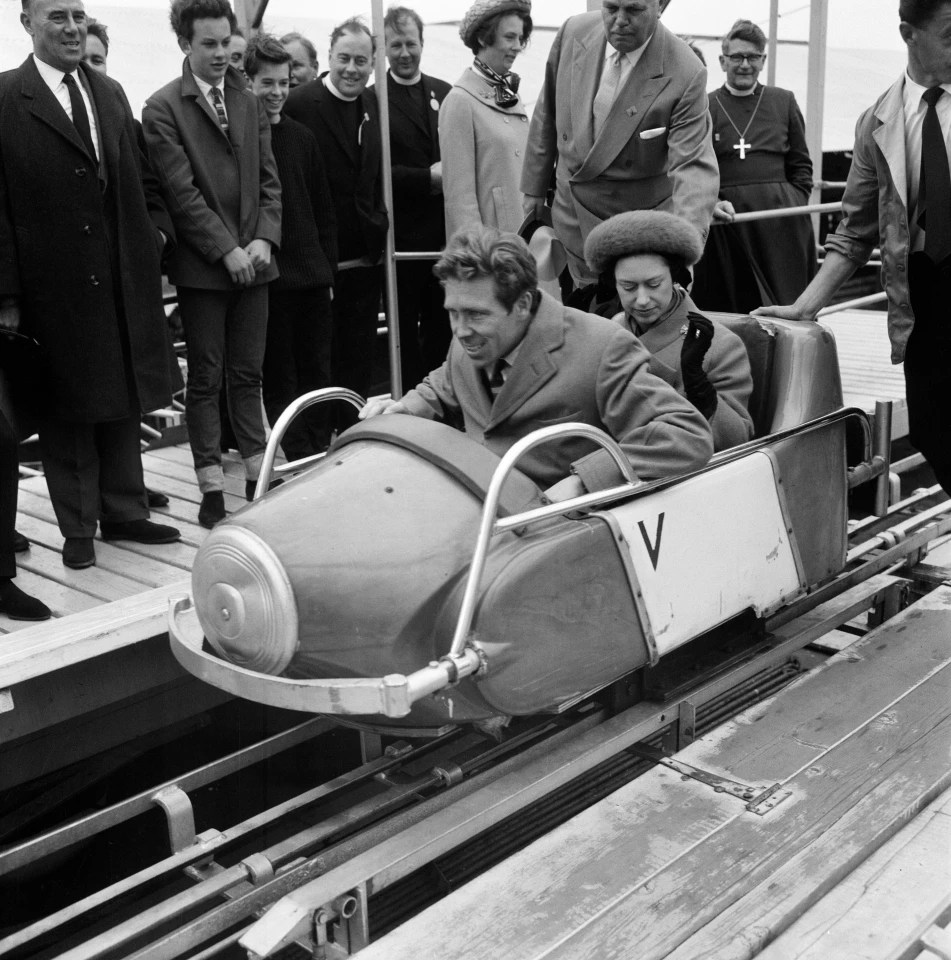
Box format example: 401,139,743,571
919,86,951,265
210,86,229,134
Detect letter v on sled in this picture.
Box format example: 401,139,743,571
637,512,665,570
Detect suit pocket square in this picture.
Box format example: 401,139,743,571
639,126,667,140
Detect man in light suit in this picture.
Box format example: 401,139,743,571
756,0,951,496
520,1,718,294
0,0,180,570
359,227,712,501
144,0,282,527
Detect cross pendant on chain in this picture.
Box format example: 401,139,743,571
733,136,751,160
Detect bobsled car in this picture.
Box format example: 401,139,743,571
169,315,877,731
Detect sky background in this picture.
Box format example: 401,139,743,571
0,0,909,150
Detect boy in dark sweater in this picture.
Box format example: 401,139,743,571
246,35,338,458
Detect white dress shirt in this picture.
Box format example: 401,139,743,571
33,54,99,161
902,71,951,253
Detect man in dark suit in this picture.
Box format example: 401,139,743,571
284,17,388,413
143,0,282,527
520,1,718,295
368,6,451,388
0,0,180,570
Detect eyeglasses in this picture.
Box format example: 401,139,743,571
724,53,765,65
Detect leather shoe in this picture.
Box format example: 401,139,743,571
246,478,283,502
0,578,51,621
13,530,29,553
147,488,170,508
63,537,96,569
100,519,181,544
198,491,226,529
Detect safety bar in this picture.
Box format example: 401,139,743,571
447,423,638,657
168,596,482,718
254,388,365,500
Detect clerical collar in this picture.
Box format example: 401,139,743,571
389,70,422,86
725,82,757,97
324,74,359,102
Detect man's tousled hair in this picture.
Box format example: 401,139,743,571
385,6,424,43
434,227,538,311
169,0,237,41
280,31,318,65
244,32,291,78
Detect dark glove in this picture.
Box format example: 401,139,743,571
680,315,718,420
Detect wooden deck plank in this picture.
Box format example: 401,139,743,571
357,587,951,960
0,580,190,688
756,789,951,960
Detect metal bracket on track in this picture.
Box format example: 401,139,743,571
628,743,792,816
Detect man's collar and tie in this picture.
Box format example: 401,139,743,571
192,72,229,132
592,35,653,139
32,55,99,162
902,72,951,263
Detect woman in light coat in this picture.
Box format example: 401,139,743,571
439,0,532,238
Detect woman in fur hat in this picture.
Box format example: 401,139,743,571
585,211,755,451
439,0,532,238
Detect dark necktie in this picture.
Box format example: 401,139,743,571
486,360,507,401
62,73,97,161
918,86,951,265
210,86,229,134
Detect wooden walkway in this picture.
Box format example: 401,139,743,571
357,585,951,960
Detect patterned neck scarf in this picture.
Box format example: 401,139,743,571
472,57,520,108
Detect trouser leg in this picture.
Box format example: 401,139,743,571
0,410,18,578
904,253,951,495
96,413,149,524
223,284,268,481
177,286,228,493
39,418,101,538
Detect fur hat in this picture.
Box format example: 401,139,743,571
584,211,704,276
459,0,531,48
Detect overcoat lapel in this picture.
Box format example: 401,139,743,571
486,296,562,429
180,62,231,142
872,77,908,215
422,74,442,153
569,23,602,154
19,58,92,162
574,26,672,184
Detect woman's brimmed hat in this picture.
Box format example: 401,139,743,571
459,0,531,48
584,210,704,276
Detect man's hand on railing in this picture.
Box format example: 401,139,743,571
358,397,410,419
712,199,736,223
542,474,585,503
751,303,818,322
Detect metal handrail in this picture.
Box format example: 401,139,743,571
818,291,888,316
446,423,643,658
254,388,365,500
